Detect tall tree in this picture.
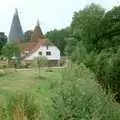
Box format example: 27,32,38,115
70,4,120,98
71,3,105,52
97,6,120,50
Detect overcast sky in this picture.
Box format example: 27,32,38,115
0,0,119,35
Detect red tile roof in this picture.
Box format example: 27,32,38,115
19,39,54,59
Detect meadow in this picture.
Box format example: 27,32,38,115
0,64,120,120
0,68,62,119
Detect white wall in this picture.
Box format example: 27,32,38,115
25,45,60,60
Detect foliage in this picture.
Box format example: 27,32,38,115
3,93,42,120
71,3,105,52
51,63,120,120
0,68,62,120
65,37,78,56
62,3,120,98
93,47,120,95
45,27,71,55
1,44,21,60
70,41,88,64
0,32,7,53
97,6,120,50
0,66,120,119
1,44,21,68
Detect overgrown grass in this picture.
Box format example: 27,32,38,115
0,66,120,119
0,68,61,119
3,93,42,120
51,63,120,120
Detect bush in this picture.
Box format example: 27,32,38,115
51,63,120,120
3,93,43,120
46,68,53,72
92,48,120,95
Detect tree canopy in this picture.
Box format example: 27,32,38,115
68,4,120,98
45,27,71,56
1,44,21,60
45,3,120,99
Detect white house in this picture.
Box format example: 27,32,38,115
25,45,60,61
23,39,61,66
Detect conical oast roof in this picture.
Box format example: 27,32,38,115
31,20,44,41
8,9,23,43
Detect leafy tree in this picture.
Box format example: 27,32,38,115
0,32,7,53
1,44,20,60
71,41,88,64
65,37,78,56
36,56,48,75
1,44,21,68
45,27,71,55
64,4,120,100
45,3,120,100
71,3,105,52
97,6,120,50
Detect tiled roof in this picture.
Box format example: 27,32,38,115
20,39,54,59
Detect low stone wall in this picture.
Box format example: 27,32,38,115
48,60,59,67
21,60,60,68
0,60,8,68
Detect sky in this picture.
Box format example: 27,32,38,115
0,0,119,35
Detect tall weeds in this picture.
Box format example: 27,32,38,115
51,63,120,120
2,93,42,120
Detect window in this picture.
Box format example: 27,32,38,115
46,51,51,56
39,51,42,55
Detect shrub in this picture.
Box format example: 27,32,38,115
92,48,120,95
51,63,120,120
3,93,42,120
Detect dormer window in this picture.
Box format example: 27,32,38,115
39,51,42,55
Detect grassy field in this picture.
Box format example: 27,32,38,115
0,65,120,120
0,68,62,119
0,68,61,93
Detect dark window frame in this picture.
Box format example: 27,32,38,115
46,51,51,56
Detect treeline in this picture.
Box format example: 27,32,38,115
46,3,120,101
45,28,71,55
